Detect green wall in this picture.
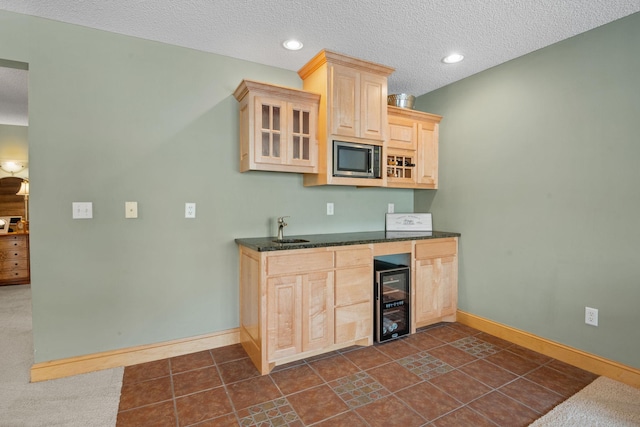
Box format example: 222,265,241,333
0,10,413,362
416,12,640,369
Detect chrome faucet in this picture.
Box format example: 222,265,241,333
277,216,289,241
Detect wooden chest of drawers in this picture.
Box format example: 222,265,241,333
0,233,30,285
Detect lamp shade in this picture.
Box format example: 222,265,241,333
16,181,29,196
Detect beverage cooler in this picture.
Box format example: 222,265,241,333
374,260,410,343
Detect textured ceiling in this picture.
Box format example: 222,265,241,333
1,0,639,125
0,66,27,126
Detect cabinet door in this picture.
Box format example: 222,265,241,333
254,96,287,166
267,271,334,360
302,271,334,352
360,73,387,141
416,121,438,188
267,275,302,360
330,65,360,138
414,255,457,325
439,256,457,318
387,116,417,151
335,266,371,306
288,101,317,170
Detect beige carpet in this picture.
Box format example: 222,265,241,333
0,285,123,427
529,376,640,426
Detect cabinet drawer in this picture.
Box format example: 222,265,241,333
0,249,27,261
388,119,417,150
0,259,28,270
0,268,29,280
373,241,412,256
335,266,372,306
0,236,28,250
335,301,372,344
267,251,334,276
415,239,457,259
335,247,372,268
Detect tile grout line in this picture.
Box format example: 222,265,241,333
211,349,252,426
168,358,179,427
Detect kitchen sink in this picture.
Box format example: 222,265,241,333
272,238,310,244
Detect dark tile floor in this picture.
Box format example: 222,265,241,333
116,322,598,426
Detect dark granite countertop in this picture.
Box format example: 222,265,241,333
235,230,461,252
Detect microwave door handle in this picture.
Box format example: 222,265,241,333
368,150,372,173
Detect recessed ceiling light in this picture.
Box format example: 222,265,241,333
282,39,303,51
442,53,464,64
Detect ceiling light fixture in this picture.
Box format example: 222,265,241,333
282,39,303,51
0,161,27,174
442,53,464,64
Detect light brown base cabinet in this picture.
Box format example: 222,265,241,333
239,244,373,375
238,236,458,374
414,238,458,328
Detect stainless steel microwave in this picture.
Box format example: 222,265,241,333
333,140,382,179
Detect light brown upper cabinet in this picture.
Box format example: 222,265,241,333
298,50,394,186
234,80,320,174
386,106,442,189
329,65,388,141
234,53,443,189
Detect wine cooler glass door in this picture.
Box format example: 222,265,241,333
375,262,410,343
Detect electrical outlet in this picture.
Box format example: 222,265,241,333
585,307,598,326
387,203,395,214
185,202,196,219
326,202,334,216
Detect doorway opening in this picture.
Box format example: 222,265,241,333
0,61,29,287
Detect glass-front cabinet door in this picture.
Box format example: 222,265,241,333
255,97,286,166
234,79,319,174
288,102,316,169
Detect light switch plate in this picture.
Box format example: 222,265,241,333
125,201,138,219
72,202,93,219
